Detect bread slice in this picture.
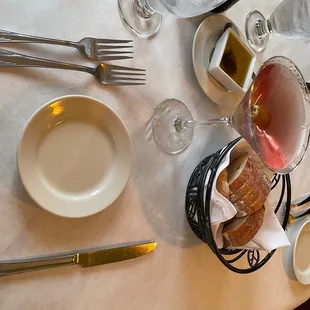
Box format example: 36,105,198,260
223,206,265,247
227,153,252,193
216,169,230,200
227,153,271,217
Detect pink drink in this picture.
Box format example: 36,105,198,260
231,62,308,173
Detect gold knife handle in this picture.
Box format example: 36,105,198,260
0,253,77,276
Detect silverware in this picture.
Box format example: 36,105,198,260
287,193,310,224
0,29,133,61
273,193,310,225
0,241,156,277
0,48,146,86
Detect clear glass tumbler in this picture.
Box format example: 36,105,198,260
118,0,226,38
245,0,310,52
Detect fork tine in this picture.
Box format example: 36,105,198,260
110,76,146,82
95,51,133,56
109,64,146,72
94,39,133,44
95,45,133,50
110,71,146,76
106,82,146,86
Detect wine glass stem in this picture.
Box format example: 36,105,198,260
136,0,155,18
256,19,272,38
175,117,230,132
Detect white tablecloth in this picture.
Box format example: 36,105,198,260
0,0,310,309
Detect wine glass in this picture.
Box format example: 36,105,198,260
245,0,310,52
118,0,228,38
152,56,310,174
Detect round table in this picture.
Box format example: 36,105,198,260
0,0,309,309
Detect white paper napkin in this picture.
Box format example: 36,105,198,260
204,139,291,251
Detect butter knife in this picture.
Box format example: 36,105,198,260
0,241,156,277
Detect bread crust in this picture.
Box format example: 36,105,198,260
216,169,230,200
228,153,271,216
223,207,265,246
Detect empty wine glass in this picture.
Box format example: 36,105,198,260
118,0,227,38
245,0,310,52
152,56,310,174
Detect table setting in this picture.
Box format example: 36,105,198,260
1,0,310,309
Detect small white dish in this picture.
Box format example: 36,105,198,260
282,216,310,284
18,95,132,218
192,15,247,106
208,28,256,94
293,218,310,284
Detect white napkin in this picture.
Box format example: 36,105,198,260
205,139,291,251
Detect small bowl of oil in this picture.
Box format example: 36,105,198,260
208,28,256,94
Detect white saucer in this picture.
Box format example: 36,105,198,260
192,15,245,106
18,95,132,218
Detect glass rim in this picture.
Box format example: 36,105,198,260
247,56,310,174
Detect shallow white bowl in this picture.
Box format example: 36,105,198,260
283,216,310,284
293,217,310,285
18,95,132,218
208,28,256,94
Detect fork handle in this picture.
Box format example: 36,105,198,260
0,29,77,47
0,48,93,74
296,194,310,206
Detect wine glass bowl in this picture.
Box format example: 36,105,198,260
232,56,310,174
152,56,310,174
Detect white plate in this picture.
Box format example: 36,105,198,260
18,95,131,218
192,15,245,106
283,216,310,284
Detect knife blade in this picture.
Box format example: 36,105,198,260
77,242,156,267
0,241,156,277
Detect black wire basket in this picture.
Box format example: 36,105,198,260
185,137,291,274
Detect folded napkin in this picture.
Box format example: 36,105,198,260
205,139,290,251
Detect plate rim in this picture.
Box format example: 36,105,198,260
17,94,132,218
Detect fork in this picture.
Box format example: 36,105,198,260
0,48,145,86
0,29,133,61
272,193,310,225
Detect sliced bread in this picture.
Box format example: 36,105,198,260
227,153,252,193
216,169,230,200
227,152,271,217
223,206,265,247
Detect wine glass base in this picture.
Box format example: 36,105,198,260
245,10,269,52
152,99,193,154
118,0,162,38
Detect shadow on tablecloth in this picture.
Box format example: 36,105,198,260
130,112,233,248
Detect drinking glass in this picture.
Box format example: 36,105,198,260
152,56,310,174
245,0,310,52
118,0,227,38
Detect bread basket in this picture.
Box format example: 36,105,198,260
185,137,291,274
